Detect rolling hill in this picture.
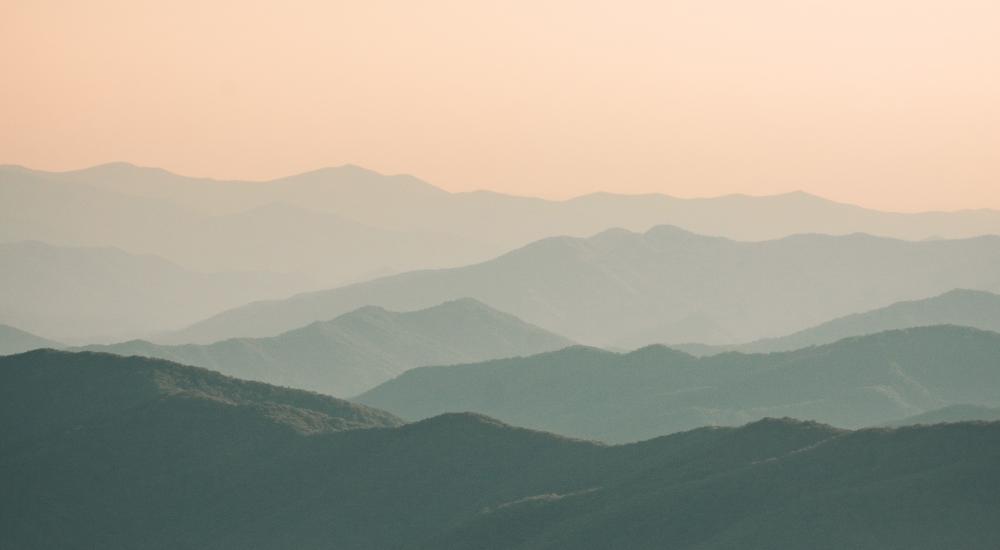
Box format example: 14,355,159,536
880,404,1000,427
168,226,1000,346
76,298,573,396
0,166,488,285
7,162,1000,288
17,162,1000,242
0,324,61,356
675,288,1000,355
357,325,1000,442
0,350,402,455
2,349,999,549
0,241,312,342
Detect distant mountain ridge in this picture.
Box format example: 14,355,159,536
3,349,999,549
167,226,1000,346
0,324,61,356
0,166,490,286
0,350,401,453
18,162,1000,240
0,241,312,342
675,289,1000,355
880,404,1000,427
6,163,1000,288
77,298,573,396
358,325,1000,442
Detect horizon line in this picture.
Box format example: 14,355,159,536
3,160,997,216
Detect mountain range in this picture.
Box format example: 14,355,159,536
6,162,1000,288
166,226,1000,346
357,325,1000,442
16,162,1000,240
675,288,1000,355
0,165,491,286
75,298,572,396
2,350,998,549
0,241,313,342
0,324,61,356
882,404,1000,427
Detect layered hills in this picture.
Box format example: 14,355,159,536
77,298,572,396
676,288,1000,355
169,227,1000,346
358,325,1000,442
2,350,998,549
7,162,1000,287
0,324,61,356
0,241,312,342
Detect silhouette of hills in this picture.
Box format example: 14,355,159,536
168,227,1000,345
0,166,489,285
76,298,572,396
358,326,1000,442
0,324,61,356
0,241,312,342
880,404,1000,427
675,289,1000,355
20,162,1000,241
2,349,998,549
7,162,1000,287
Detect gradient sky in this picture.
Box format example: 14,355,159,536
2,0,998,211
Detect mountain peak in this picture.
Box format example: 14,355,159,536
70,161,178,179
274,165,446,195
624,344,694,361
1,349,404,436
430,297,495,313
643,224,722,242
937,288,998,299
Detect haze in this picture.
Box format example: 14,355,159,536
3,0,999,212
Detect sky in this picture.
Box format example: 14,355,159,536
1,0,998,212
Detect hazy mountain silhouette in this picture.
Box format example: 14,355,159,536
3,349,999,549
0,166,491,285
880,404,1000,427
0,241,312,342
168,227,1000,345
358,326,1000,442
75,298,573,396
431,420,1000,550
26,162,1000,242
0,350,401,451
675,289,1000,355
8,163,1000,287
0,324,61,356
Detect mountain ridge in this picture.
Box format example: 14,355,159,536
16,161,1000,216
675,288,1000,355
0,324,62,356
166,226,1000,345
77,298,573,396
357,325,1000,442
0,240,313,342
3,349,999,549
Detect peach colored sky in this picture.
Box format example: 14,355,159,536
2,0,998,212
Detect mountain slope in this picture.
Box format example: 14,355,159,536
358,326,1000,442
0,350,402,453
677,288,1000,355
0,241,312,342
0,324,61,356
169,227,1000,345
0,166,492,285
23,162,1000,242
431,421,1000,550
881,404,1000,427
8,163,1000,288
2,350,998,549
77,298,573,396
